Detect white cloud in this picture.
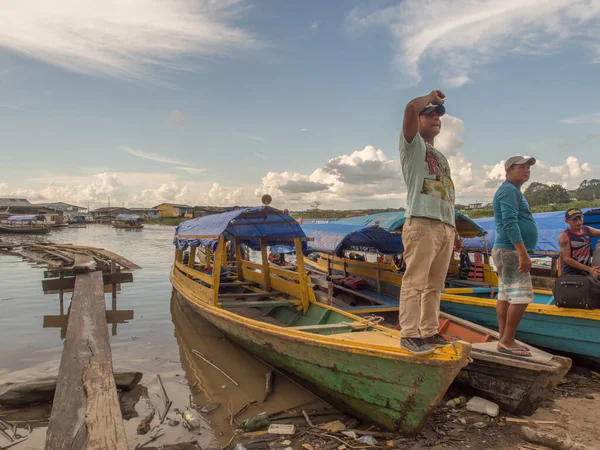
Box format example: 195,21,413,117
121,146,192,166
300,128,309,132
0,0,258,81
174,167,207,174
2,116,594,209
169,110,187,127
560,113,600,125
432,115,592,202
310,21,320,30
347,0,600,87
253,152,268,160
0,102,22,110
235,132,266,142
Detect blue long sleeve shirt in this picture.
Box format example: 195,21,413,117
493,181,538,253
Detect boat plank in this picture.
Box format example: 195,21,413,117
44,271,128,450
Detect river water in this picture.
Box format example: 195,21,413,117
0,224,323,449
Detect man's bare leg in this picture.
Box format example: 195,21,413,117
497,303,529,355
496,299,509,339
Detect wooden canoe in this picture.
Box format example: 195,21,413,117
170,207,471,434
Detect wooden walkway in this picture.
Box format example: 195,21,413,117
45,270,128,450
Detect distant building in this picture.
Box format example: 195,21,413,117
34,202,87,212
129,208,160,219
154,203,193,218
0,205,65,225
0,198,31,208
466,202,483,210
90,207,132,221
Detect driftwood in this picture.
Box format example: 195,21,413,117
263,370,274,402
0,371,142,406
521,426,588,450
137,398,156,435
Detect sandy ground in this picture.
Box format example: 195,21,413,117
2,363,599,450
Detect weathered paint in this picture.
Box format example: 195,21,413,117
171,268,470,434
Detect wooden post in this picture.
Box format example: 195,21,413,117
376,260,382,294
110,260,117,311
212,238,224,306
294,238,310,313
59,269,64,316
187,247,196,274
45,271,128,450
206,247,212,269
175,248,183,263
235,237,243,280
260,238,271,291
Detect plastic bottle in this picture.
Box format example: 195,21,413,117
445,396,467,408
466,396,499,417
357,436,378,445
241,411,270,432
183,408,203,429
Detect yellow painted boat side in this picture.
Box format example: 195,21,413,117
171,265,468,364
441,292,600,321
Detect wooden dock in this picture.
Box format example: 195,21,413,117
2,241,139,450
45,270,128,450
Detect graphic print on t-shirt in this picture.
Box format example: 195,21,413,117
421,145,455,203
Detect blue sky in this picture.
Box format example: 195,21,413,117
1,0,599,209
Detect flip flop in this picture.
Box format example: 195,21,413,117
497,346,532,357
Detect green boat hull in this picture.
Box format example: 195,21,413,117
173,290,466,434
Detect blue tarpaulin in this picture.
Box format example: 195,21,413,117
6,215,45,222
463,209,594,255
173,207,307,253
269,244,296,254
302,223,404,256
116,214,137,221
585,208,600,250
332,210,484,237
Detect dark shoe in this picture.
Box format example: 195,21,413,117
400,337,435,355
423,334,451,347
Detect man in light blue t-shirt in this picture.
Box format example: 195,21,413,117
398,90,458,355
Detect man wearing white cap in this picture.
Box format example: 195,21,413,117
398,90,458,355
492,156,538,357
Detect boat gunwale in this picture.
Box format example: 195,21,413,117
170,267,470,367
441,292,600,320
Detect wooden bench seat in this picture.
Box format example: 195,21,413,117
219,300,295,308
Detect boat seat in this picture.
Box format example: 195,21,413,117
219,300,295,309
219,281,258,288
218,291,282,299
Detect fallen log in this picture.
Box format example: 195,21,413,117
0,371,142,407
521,426,588,450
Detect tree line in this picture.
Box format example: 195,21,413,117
523,179,600,207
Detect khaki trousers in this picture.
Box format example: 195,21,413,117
399,217,455,338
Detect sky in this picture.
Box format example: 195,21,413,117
1,0,599,210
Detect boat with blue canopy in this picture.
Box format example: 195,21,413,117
303,222,404,257
333,210,485,238
440,209,600,363
0,215,51,234
299,221,570,415
112,214,143,229
170,204,470,434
